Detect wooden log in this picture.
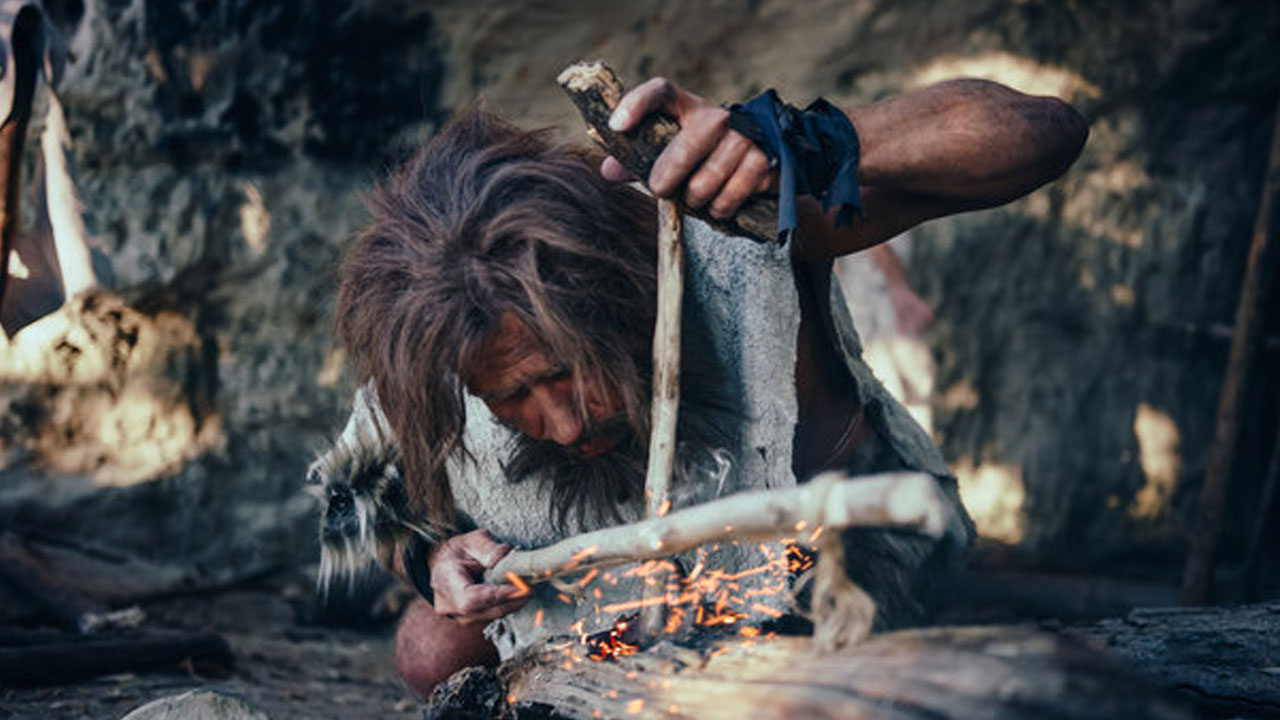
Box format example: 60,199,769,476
0,629,234,686
0,529,218,608
1068,602,1280,718
487,471,958,586
556,61,779,244
1181,92,1280,605
428,624,1198,720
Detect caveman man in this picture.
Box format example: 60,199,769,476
326,74,1087,696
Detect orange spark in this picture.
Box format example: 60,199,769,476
505,572,531,597
751,603,783,619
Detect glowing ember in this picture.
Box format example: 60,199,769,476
785,543,816,573
585,614,642,661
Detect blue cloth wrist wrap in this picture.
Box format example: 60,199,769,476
727,89,863,241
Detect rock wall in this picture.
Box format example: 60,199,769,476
1,0,1276,596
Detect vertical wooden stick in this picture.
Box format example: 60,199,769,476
645,199,685,516
638,198,685,638
1181,94,1280,605
556,62,693,639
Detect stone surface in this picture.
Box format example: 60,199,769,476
120,690,270,720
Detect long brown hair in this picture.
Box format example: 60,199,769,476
336,107,658,534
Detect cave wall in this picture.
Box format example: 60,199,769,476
1,0,1276,595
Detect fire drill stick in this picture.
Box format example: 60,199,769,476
557,61,686,639
557,61,788,638
635,196,684,638
557,60,691,639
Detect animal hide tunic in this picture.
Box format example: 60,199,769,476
326,217,972,660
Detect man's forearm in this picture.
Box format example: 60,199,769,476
850,78,1088,204
796,79,1086,259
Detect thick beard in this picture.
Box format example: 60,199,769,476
503,417,647,533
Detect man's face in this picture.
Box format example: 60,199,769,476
466,313,625,458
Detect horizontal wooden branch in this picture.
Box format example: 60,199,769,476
0,630,233,686
487,472,959,585
557,61,779,244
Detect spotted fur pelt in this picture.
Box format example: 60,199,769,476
306,384,432,593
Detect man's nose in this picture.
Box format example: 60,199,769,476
527,385,581,446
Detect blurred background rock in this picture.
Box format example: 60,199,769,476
1,0,1277,622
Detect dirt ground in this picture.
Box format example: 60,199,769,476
0,572,421,720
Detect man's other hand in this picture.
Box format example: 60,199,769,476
601,77,775,219
427,529,530,625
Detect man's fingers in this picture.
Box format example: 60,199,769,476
685,131,753,208
454,596,532,625
649,107,729,197
710,148,773,218
608,77,678,132
453,581,525,616
460,530,512,568
600,156,634,182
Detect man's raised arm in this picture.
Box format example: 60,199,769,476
603,77,1088,258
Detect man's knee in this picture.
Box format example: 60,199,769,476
394,597,499,698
